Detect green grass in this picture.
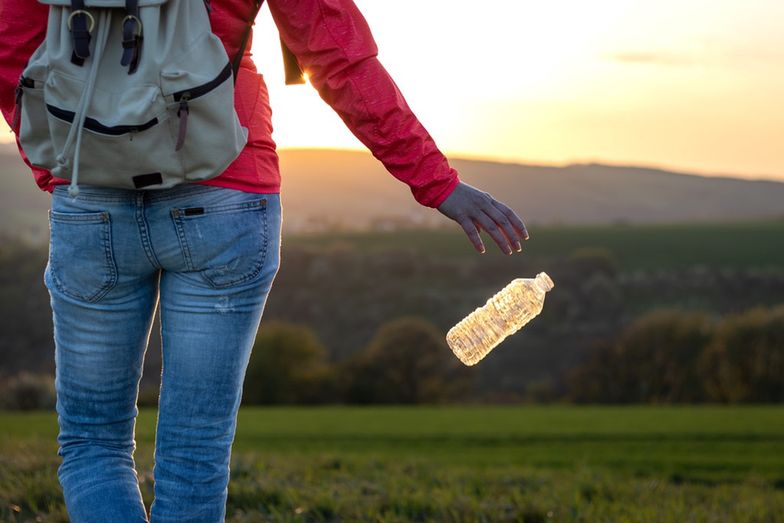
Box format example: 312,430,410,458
2,406,784,521
285,221,784,271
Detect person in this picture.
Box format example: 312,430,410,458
0,0,528,521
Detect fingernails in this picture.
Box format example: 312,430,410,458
523,231,530,240
515,241,522,252
480,246,486,254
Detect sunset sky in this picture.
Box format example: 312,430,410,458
252,0,783,181
3,0,781,180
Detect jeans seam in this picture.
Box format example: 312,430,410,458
135,194,163,269
170,212,194,271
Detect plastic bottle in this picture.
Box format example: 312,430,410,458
446,272,555,366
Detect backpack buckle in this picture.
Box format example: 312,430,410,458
122,15,143,38
67,10,95,33
68,10,94,64
121,15,143,73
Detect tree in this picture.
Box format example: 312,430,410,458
700,306,784,403
242,320,337,405
344,316,475,404
569,310,714,403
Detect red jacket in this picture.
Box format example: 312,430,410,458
0,0,459,208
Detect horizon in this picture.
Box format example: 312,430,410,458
2,140,783,185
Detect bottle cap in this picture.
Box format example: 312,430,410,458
535,272,555,292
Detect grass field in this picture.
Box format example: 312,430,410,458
285,220,784,271
2,406,783,522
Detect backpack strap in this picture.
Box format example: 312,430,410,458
231,0,263,85
280,36,305,85
230,1,305,86
121,0,143,74
69,0,93,66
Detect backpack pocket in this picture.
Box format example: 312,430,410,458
160,33,248,182
16,69,57,171
43,69,183,186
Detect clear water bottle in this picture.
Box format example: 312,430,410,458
446,272,555,366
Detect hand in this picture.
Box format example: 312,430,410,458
437,181,529,255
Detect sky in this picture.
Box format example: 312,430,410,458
3,0,782,181
251,0,783,180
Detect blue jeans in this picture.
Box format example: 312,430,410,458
45,184,282,522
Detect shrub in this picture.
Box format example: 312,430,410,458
344,316,475,404
700,306,784,403
0,372,56,410
569,310,714,403
242,320,337,405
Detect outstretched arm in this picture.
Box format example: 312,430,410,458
267,0,527,254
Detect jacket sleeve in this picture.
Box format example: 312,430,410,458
266,0,460,208
0,1,52,191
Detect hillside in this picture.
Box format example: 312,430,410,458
278,149,784,231
2,144,783,241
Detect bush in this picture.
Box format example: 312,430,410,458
0,372,56,410
700,306,784,403
242,320,338,405
569,310,714,403
344,316,475,404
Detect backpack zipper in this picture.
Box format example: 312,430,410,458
46,104,159,136
12,76,35,133
171,62,232,102
175,93,191,151
171,62,232,151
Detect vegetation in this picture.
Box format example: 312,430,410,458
342,317,474,404
1,406,783,521
243,321,336,405
3,222,784,406
700,307,784,403
285,220,784,271
0,372,56,411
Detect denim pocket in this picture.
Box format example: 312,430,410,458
48,210,118,302
170,197,269,289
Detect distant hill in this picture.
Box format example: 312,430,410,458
277,149,784,231
2,144,783,241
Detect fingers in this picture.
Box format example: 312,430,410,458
440,181,529,255
491,199,529,240
474,212,515,255
481,204,522,252
458,217,485,253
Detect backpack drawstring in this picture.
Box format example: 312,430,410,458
57,9,111,199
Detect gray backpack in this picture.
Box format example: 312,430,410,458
14,0,251,198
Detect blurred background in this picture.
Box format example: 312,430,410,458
1,1,782,521
2,0,782,407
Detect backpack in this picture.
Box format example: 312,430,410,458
13,0,268,198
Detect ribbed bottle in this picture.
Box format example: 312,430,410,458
446,272,555,366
